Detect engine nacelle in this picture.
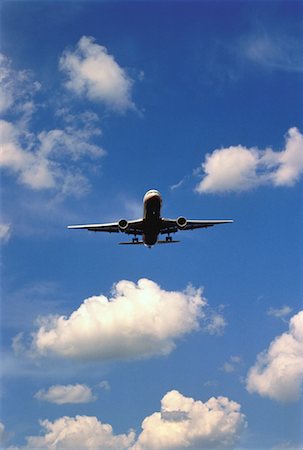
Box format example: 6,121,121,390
118,219,129,231
177,216,187,229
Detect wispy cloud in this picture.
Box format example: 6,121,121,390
0,54,106,197
196,127,303,193
0,223,11,242
98,380,110,391
0,53,41,115
267,305,293,320
0,115,105,196
170,176,187,191
221,355,242,373
239,31,303,73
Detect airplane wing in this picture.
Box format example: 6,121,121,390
160,218,233,234
67,219,144,235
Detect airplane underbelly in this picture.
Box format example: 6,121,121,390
143,193,162,245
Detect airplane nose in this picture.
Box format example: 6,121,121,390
144,189,161,202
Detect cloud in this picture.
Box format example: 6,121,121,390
0,54,106,197
170,177,187,191
0,119,56,190
59,36,135,112
10,416,135,450
246,310,303,402
132,390,246,450
7,392,245,450
240,32,303,73
196,127,303,193
0,53,41,115
267,305,293,320
35,384,96,404
0,422,6,445
221,356,242,373
0,118,105,195
203,311,227,335
29,279,210,361
0,223,11,242
98,380,111,391
271,442,303,450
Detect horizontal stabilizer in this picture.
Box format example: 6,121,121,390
157,239,180,244
119,241,144,245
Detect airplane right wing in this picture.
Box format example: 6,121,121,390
67,219,144,235
160,218,233,234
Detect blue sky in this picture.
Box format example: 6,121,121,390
0,1,302,449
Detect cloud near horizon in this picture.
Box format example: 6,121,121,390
196,127,303,193
4,390,245,450
7,416,135,450
59,36,136,112
246,310,303,402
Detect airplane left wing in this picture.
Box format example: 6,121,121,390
160,218,233,234
68,219,144,235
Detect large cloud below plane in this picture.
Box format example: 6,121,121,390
4,390,245,449
246,310,303,402
26,279,225,361
196,127,303,193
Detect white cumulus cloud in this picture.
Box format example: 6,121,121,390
59,36,135,112
196,127,303,193
132,390,246,450
30,279,208,361
246,310,303,402
35,384,96,404
7,392,245,450
11,416,135,450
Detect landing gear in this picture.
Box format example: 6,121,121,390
165,235,172,243
132,237,139,244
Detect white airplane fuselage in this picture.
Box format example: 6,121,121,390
142,189,162,247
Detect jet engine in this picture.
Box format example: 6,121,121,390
118,219,129,231
176,216,187,229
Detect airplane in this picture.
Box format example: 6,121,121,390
67,189,233,247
